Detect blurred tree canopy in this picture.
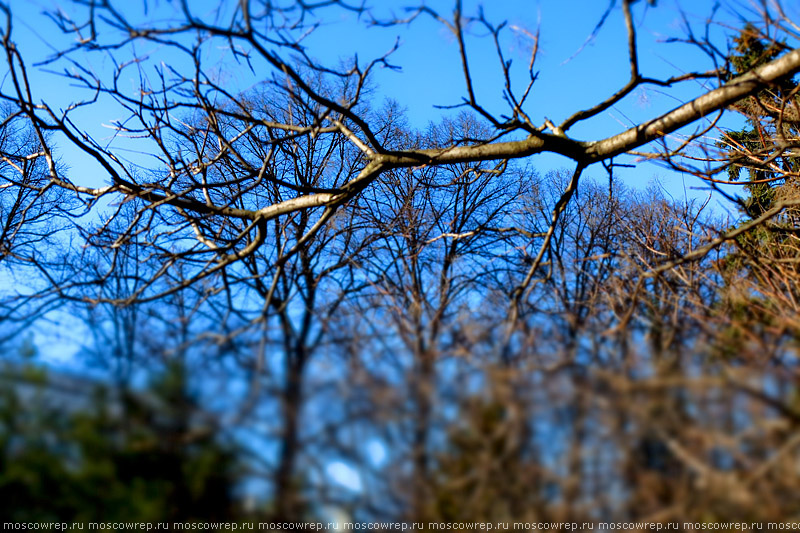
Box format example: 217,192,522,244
1,0,800,524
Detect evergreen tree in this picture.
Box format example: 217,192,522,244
0,362,240,521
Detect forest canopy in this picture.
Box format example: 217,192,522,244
1,0,800,524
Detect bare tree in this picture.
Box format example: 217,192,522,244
1,0,799,309
5,0,800,523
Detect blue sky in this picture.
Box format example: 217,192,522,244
6,0,769,193
0,0,754,364
4,0,789,360
3,0,797,507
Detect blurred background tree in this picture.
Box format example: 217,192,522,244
0,361,240,522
